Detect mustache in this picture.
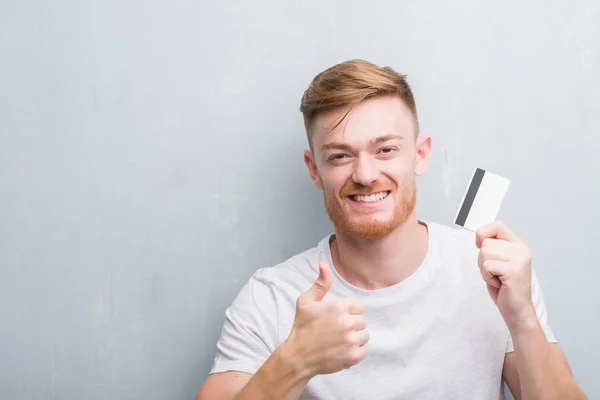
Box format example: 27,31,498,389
339,183,394,197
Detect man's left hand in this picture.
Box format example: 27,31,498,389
476,221,537,333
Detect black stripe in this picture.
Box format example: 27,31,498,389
455,168,486,226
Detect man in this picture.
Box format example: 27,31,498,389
196,60,586,399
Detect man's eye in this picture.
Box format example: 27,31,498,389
330,154,349,161
379,147,397,155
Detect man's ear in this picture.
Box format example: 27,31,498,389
304,150,324,190
414,134,432,176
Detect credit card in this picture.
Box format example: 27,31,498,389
454,168,510,231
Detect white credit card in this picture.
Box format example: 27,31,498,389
454,168,510,231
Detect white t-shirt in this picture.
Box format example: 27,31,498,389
209,221,556,399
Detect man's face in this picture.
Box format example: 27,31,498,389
304,95,431,238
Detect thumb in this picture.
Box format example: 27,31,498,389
304,261,333,302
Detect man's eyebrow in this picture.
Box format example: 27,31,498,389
373,134,404,144
321,142,353,152
320,134,404,152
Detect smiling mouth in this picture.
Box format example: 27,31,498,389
349,191,391,203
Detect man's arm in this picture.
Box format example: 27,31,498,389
195,342,310,400
475,221,586,400
197,261,369,400
503,340,585,400
195,372,252,400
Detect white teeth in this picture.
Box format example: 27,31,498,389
352,191,389,203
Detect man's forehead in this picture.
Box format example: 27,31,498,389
312,97,415,148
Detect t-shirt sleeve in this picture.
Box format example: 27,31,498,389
209,271,279,375
506,268,557,353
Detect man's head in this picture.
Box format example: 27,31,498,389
300,59,431,238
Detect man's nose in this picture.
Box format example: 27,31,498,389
352,156,380,187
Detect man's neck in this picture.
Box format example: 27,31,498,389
330,214,429,290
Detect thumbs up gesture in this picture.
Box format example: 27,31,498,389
285,262,369,377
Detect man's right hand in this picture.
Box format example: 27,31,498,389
196,261,369,400
284,261,369,377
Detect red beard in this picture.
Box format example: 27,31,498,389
324,179,416,238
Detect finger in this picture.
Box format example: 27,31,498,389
487,284,500,301
347,345,368,366
476,220,523,248
349,315,368,331
346,298,365,315
484,275,502,289
335,298,365,315
354,329,370,347
479,238,518,262
480,259,508,287
303,261,333,302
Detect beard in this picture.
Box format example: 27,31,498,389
324,178,416,238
